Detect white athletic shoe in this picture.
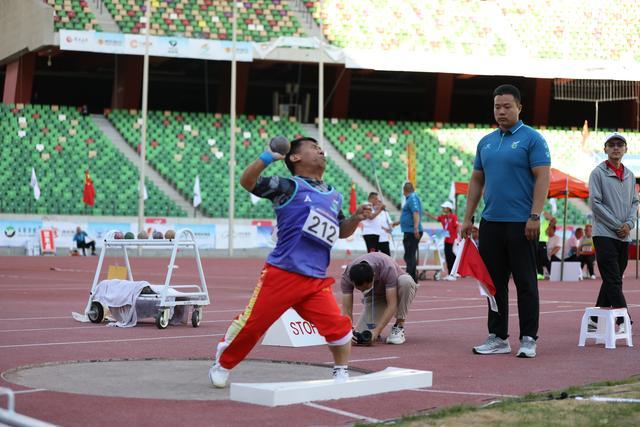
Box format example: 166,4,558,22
209,363,230,388
444,275,457,281
590,275,596,280
473,334,511,354
386,326,406,344
332,367,349,383
516,336,537,358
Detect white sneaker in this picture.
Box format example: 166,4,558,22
386,326,406,344
473,334,511,354
209,364,230,388
590,275,596,280
516,336,537,358
332,367,349,383
444,275,457,281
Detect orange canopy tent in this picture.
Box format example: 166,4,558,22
548,168,589,199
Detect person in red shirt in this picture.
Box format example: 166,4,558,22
426,201,459,280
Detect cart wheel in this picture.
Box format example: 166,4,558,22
191,308,201,328
88,301,104,323
434,272,441,281
155,309,170,329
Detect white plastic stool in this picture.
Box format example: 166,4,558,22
550,262,583,281
578,307,633,349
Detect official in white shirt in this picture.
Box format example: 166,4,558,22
361,192,392,256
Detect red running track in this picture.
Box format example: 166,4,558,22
0,256,638,426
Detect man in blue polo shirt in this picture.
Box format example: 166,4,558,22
393,182,423,281
461,84,550,358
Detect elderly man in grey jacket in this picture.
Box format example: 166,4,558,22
588,132,638,332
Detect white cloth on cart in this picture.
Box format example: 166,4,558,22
93,279,151,327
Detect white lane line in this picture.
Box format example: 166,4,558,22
1,303,636,324
0,325,105,333
405,307,586,324
12,389,47,395
0,333,223,349
0,318,232,333
322,356,400,364
410,388,518,398
303,402,381,423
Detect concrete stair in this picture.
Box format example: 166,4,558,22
90,114,199,217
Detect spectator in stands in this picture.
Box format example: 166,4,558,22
426,201,459,280
588,132,637,332
578,224,596,279
340,252,418,345
72,226,96,256
461,84,551,359
564,228,583,261
546,225,561,262
81,104,89,116
392,182,423,282
209,136,371,388
361,192,392,256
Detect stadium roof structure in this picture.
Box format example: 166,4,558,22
1,0,640,81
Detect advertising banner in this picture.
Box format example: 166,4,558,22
42,220,85,248
61,30,253,62
0,220,42,247
177,224,216,249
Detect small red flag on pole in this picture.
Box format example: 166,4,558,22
83,169,96,207
450,237,498,312
349,182,357,215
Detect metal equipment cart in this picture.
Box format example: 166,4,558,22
82,229,210,329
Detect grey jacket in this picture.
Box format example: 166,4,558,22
588,161,638,241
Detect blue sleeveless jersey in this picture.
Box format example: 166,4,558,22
267,177,343,278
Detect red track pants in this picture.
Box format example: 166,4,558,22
216,264,353,370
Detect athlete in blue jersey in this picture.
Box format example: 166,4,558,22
209,137,372,388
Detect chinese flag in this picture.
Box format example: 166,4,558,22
83,169,96,207
450,238,498,312
349,182,357,215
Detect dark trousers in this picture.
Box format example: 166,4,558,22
593,236,629,325
78,240,96,256
363,234,391,256
403,232,422,282
444,242,456,274
579,254,595,276
536,241,549,274
479,220,539,340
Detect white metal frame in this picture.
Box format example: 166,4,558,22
82,229,210,322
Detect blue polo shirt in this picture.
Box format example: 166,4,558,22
473,121,550,222
400,192,423,233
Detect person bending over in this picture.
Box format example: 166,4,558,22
341,252,418,345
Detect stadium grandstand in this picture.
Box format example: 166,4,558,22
1,0,639,252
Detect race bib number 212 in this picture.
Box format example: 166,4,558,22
302,209,338,247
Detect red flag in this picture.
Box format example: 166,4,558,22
349,182,357,215
83,169,95,207
450,237,498,312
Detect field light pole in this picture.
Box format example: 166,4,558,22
317,0,324,147
138,0,152,240
228,0,238,256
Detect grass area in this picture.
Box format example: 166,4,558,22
369,376,640,426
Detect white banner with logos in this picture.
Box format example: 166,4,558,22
60,30,253,62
